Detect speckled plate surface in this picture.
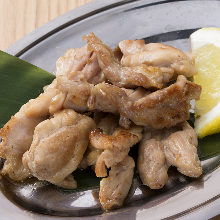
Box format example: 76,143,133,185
2,0,220,219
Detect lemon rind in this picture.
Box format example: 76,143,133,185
190,27,220,51
195,101,220,138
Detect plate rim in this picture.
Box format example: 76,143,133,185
5,0,138,57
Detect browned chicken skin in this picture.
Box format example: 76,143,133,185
57,75,201,129
94,75,201,128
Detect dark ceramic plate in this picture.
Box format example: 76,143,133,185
1,0,220,219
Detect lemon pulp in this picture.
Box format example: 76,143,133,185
194,44,220,116
191,27,220,138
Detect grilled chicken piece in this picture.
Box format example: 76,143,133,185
0,85,59,181
94,75,201,128
85,33,174,89
99,156,135,210
119,115,131,129
95,114,119,135
94,147,130,177
86,114,118,167
124,86,151,101
81,52,105,84
57,75,201,128
137,130,168,189
57,78,93,113
49,92,66,115
119,40,196,77
90,126,143,177
163,122,202,177
22,109,95,189
119,39,146,56
56,76,118,113
138,122,202,189
56,46,89,76
118,87,150,128
56,45,104,84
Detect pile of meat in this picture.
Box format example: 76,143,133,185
0,33,202,210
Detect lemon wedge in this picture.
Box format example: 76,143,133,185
190,27,220,138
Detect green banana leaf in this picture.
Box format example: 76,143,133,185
188,113,220,160
0,50,219,192
0,50,55,128
198,133,220,160
61,169,101,192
